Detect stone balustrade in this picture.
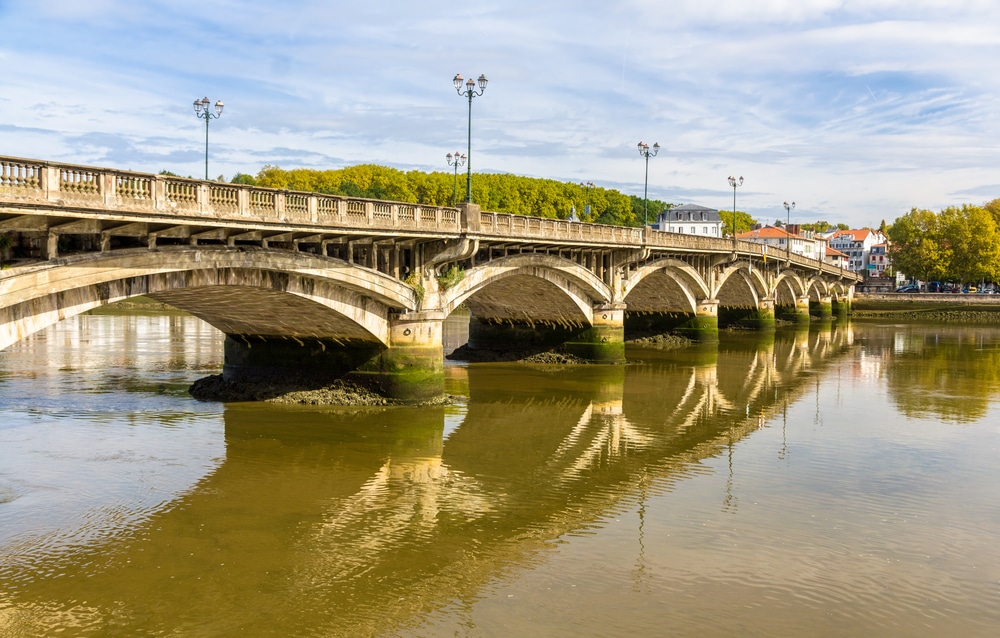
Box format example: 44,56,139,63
0,156,462,232
1,154,856,280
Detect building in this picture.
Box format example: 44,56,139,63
826,246,849,269
656,204,724,237
868,243,890,277
735,224,825,261
825,229,887,273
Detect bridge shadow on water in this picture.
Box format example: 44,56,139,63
0,324,855,636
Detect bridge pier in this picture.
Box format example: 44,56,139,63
468,311,625,364
562,304,626,363
756,299,776,330
220,313,445,403
812,295,833,321
674,299,719,342
350,311,445,402
719,299,775,331
792,296,812,324
832,297,851,317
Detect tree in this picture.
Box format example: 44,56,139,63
888,208,947,283
984,198,1000,227
800,221,833,233
253,164,643,225
231,173,257,186
939,205,1000,284
721,210,756,236
629,195,672,227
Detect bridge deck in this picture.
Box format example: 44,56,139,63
1,155,859,281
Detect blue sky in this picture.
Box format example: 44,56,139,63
2,0,999,228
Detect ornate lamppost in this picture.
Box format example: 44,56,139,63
783,200,796,261
193,97,224,180
446,152,466,205
638,142,660,227
580,181,595,218
453,73,487,203
728,175,743,249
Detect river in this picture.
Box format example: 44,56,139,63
1,311,999,636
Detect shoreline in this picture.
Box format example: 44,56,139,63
851,293,1000,323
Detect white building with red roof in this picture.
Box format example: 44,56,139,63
826,246,849,269
825,229,887,273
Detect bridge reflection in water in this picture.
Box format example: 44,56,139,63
0,323,855,636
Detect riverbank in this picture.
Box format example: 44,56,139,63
852,293,1000,323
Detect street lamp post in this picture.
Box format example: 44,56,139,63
193,97,224,180
783,200,796,261
728,175,743,249
446,152,467,205
453,73,487,203
580,181,594,219
638,142,660,226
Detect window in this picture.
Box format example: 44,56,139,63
690,226,696,234
703,226,708,234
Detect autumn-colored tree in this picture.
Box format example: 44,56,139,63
253,165,643,225
722,210,757,236
939,204,1000,284
888,208,948,283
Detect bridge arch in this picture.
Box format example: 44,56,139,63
622,258,712,315
715,262,769,309
774,271,807,306
442,254,612,325
0,246,417,349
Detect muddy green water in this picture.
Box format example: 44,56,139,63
1,314,1000,637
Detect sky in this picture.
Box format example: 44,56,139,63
2,0,999,229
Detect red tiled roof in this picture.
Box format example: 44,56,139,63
834,229,875,241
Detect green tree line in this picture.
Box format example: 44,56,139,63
889,199,1000,284
238,164,655,226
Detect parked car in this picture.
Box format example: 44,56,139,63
926,281,943,293
896,284,920,293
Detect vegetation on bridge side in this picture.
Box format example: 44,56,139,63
239,164,675,227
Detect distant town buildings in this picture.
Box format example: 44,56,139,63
655,204,724,237
824,229,888,274
653,207,888,277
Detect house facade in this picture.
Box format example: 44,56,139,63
868,243,891,277
826,246,849,269
825,229,887,273
656,204,724,237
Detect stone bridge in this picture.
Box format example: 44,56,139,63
0,155,860,400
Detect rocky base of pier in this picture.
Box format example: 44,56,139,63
446,344,591,364
189,374,456,406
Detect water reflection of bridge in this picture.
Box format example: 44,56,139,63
0,325,854,635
